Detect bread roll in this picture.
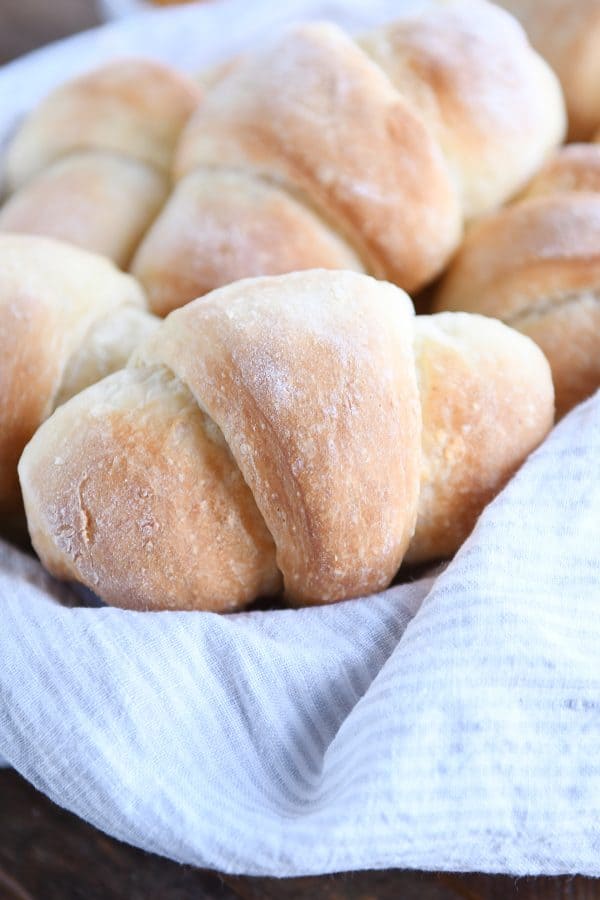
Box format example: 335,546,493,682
4,60,201,191
520,144,600,200
408,313,554,564
0,153,168,267
0,235,157,516
131,169,363,317
19,270,421,610
495,0,600,140
20,366,283,611
0,61,200,266
132,1,564,315
175,21,461,292
19,270,554,612
359,0,564,220
434,191,600,418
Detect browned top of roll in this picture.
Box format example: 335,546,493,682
0,152,169,267
4,59,202,191
18,268,560,610
130,169,364,317
360,0,565,220
433,193,600,416
434,193,600,323
521,144,600,200
175,22,461,294
19,365,282,611
19,270,421,611
133,269,422,605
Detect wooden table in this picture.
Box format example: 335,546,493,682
1,770,596,900
0,0,101,65
0,3,599,897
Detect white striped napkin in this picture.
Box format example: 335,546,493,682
1,392,599,876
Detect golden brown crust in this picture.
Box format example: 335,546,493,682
360,0,565,220
20,270,422,609
510,296,600,420
131,169,363,316
1,286,58,513
496,0,600,140
0,152,169,267
0,235,147,515
18,271,559,609
3,6,563,315
407,313,554,564
159,5,563,310
134,270,421,605
4,59,202,190
19,367,281,612
434,193,600,417
520,144,600,200
175,22,461,294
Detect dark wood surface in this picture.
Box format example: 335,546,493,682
1,770,598,900
0,0,101,65
1,3,599,898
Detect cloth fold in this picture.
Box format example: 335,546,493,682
1,393,599,876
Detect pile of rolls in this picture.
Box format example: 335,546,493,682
1,0,596,612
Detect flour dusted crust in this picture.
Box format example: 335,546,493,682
175,21,462,294
521,145,600,200
19,270,557,610
1,60,199,267
136,3,564,312
359,0,565,219
20,270,422,609
55,306,159,407
4,60,202,190
1,5,564,316
0,153,168,267
131,170,364,317
434,193,600,417
0,235,153,514
407,313,554,564
134,270,422,605
20,367,281,612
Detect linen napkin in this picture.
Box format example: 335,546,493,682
1,392,599,876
